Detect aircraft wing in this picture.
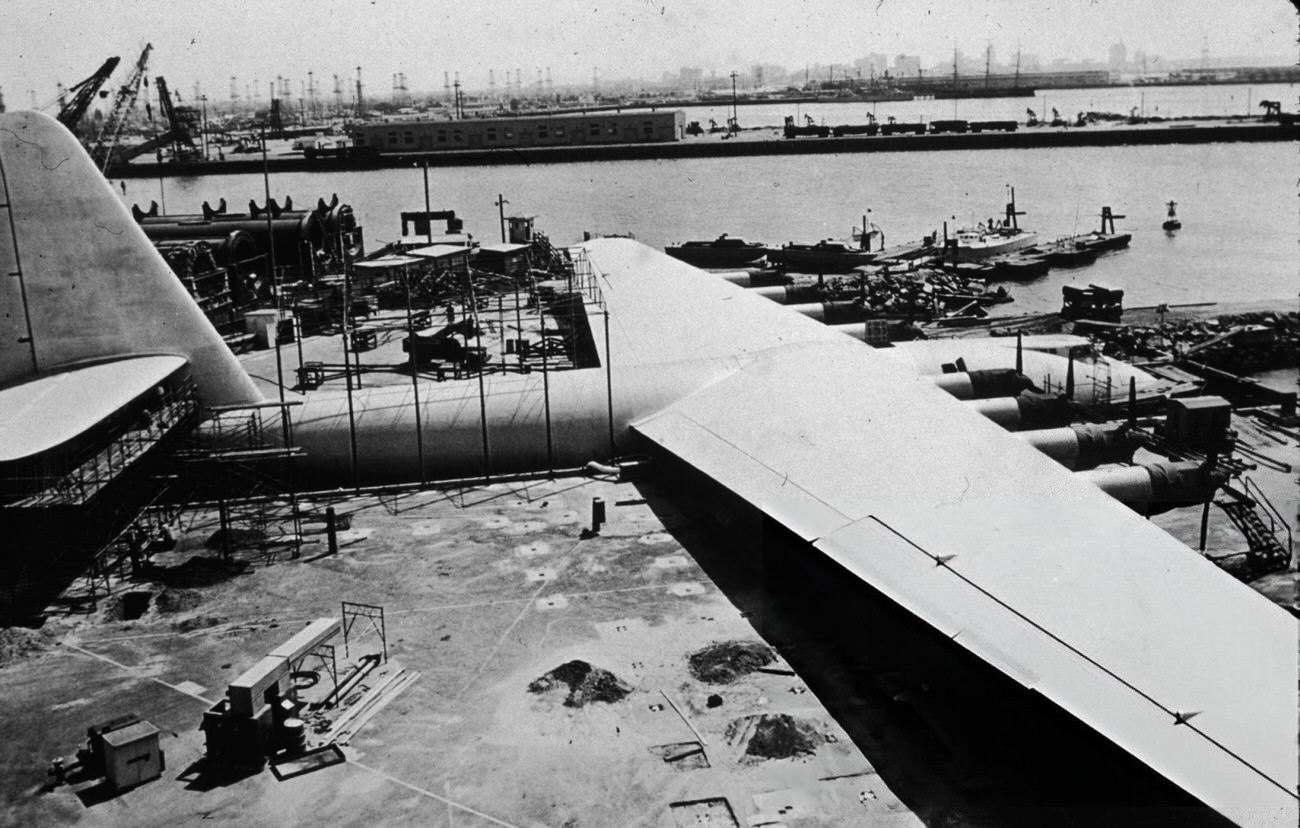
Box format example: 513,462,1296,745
630,337,1298,825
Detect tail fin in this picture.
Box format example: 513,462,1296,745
0,111,260,408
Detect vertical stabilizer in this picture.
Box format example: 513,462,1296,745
0,110,260,407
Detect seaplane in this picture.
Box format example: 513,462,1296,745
0,111,1295,826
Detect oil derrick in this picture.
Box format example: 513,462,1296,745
89,43,152,170
355,66,363,118
269,98,284,137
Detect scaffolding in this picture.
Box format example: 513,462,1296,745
177,401,304,563
3,377,200,509
341,601,387,662
0,376,206,619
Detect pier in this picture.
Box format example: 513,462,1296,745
108,118,1297,177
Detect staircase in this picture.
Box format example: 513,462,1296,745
532,231,574,279
1214,477,1293,576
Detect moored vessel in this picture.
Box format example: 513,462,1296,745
1035,206,1132,266
665,234,770,267
948,186,1038,262
772,239,877,272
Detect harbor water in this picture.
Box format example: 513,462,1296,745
134,92,1296,316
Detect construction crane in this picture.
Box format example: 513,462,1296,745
150,76,201,162
109,77,205,165
57,56,120,132
89,43,152,170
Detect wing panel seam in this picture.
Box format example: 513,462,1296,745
862,514,1297,801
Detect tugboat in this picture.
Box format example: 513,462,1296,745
1162,200,1182,232
947,186,1039,262
665,234,771,268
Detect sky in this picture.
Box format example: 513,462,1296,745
2,0,1297,107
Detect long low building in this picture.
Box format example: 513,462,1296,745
352,110,685,154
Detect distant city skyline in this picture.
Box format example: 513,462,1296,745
2,0,1296,110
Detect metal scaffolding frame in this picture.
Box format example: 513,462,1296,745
341,601,387,663
181,400,304,563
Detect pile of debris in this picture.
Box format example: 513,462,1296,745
724,713,821,762
801,268,1012,321
528,660,632,707
1090,311,1298,373
0,626,51,667
687,640,777,684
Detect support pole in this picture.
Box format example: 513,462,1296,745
422,161,433,245
404,265,426,487
515,287,523,369
605,308,615,456
342,265,360,490
262,126,289,449
294,315,305,389
540,287,554,476
469,279,492,481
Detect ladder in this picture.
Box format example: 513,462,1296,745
1215,476,1293,576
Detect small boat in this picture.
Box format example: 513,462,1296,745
1162,200,1182,231
947,186,1038,262
772,239,877,272
665,234,770,268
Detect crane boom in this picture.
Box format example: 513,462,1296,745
57,57,120,130
90,43,152,170
153,76,199,161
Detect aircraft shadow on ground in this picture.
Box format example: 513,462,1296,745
630,466,1235,828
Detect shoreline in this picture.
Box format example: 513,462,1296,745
109,120,1296,177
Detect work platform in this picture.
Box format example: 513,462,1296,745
0,357,197,508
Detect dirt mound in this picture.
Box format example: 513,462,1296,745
687,640,776,684
0,626,52,667
725,713,820,761
528,660,631,707
205,527,267,552
153,587,202,614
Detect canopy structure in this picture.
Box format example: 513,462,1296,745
0,356,187,464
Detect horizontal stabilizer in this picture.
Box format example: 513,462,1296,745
0,110,260,409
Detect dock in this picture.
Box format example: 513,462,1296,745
108,118,1297,177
